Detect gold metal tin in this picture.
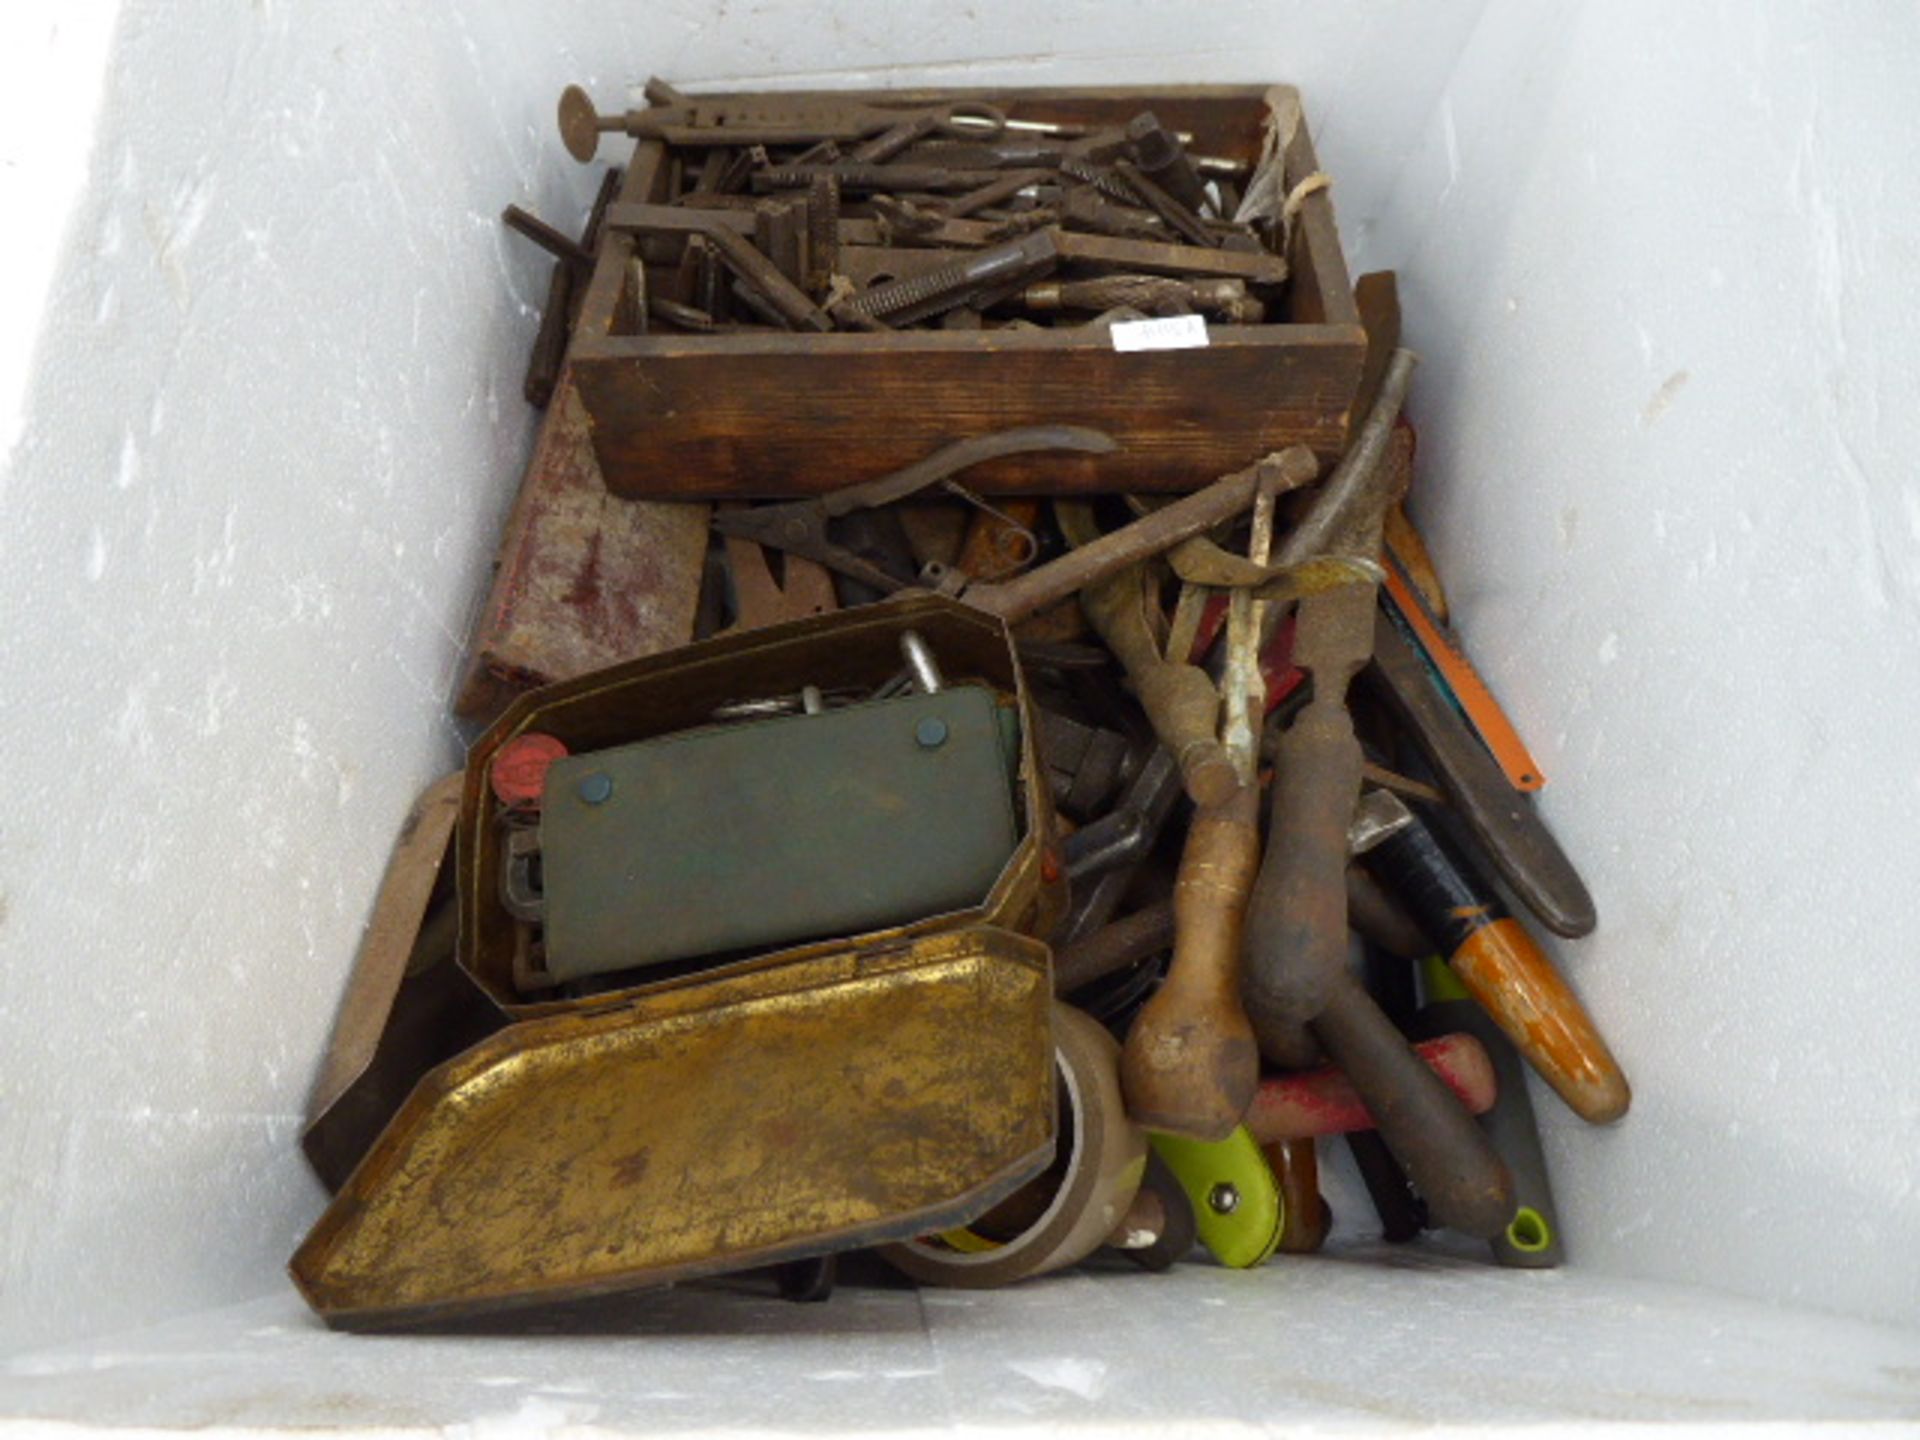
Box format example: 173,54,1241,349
293,925,1056,1328
456,594,1066,1014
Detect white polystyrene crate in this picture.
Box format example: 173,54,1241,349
2,2,1917,1434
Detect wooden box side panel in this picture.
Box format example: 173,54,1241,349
572,329,1363,497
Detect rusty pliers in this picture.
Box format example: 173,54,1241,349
711,426,1119,598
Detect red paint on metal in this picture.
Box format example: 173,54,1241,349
491,733,570,810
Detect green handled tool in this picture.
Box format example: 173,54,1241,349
1148,1125,1285,1269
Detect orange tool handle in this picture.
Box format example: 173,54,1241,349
1380,549,1545,792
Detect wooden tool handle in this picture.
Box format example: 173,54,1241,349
1449,919,1631,1125
1265,1139,1332,1253
1120,785,1262,1139
1309,975,1516,1239
1366,800,1628,1125
1241,704,1362,1067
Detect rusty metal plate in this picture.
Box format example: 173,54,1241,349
291,926,1056,1328
454,377,710,723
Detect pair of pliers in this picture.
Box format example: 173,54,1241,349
710,426,1118,597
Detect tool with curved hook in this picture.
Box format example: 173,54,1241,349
559,85,1009,162
712,426,1117,600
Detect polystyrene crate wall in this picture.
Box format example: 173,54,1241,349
0,1,1491,1354
1371,0,1920,1325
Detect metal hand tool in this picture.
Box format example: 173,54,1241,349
524,262,574,408
1124,111,1210,214
1242,352,1418,1064
1112,461,1299,1140
1366,613,1597,937
1060,554,1237,810
720,524,839,632
834,229,1059,327
1301,968,1514,1237
1351,788,1630,1124
897,140,1068,170
1345,864,1432,959
1381,550,1545,792
1384,502,1450,621
941,168,1058,220
501,204,597,279
560,85,1009,159
615,201,1021,252
825,504,921,600
1055,155,1144,203
1240,350,1516,1239
1112,158,1216,248
754,163,1009,193
1052,898,1175,995
1052,229,1288,284
1019,275,1260,321
1063,786,1164,883
505,168,622,409
1047,449,1317,813
753,198,807,288
711,426,1117,596
1111,1151,1199,1270
1347,1131,1428,1243
728,443,1302,629
804,174,839,298
1415,955,1565,1268
601,203,834,331
1045,184,1171,241
844,111,993,165
1036,710,1133,818
1057,746,1182,945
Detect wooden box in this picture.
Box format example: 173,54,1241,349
568,85,1363,498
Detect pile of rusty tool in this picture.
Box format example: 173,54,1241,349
290,84,1629,1332
543,77,1287,336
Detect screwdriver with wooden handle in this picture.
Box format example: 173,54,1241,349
1240,348,1516,1239
1241,351,1418,1068
1116,451,1320,1140
1352,788,1630,1125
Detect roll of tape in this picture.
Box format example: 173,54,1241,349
880,1004,1147,1287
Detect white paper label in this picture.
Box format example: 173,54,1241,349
1109,314,1211,352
